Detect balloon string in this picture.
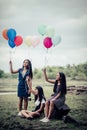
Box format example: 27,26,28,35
44,49,49,67
9,50,12,61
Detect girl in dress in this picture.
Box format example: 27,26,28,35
9,59,33,115
40,68,67,122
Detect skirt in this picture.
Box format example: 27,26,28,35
47,95,65,109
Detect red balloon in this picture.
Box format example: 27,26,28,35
14,36,23,46
43,37,53,49
2,29,8,40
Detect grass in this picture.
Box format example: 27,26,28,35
0,78,87,130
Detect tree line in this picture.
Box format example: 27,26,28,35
0,62,87,80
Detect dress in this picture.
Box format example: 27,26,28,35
32,98,46,114
48,85,66,109
17,68,30,98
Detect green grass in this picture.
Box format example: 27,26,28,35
0,78,87,130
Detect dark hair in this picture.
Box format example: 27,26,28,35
23,59,33,79
34,86,46,102
53,72,67,94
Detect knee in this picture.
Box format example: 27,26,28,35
24,98,28,102
21,110,26,114
50,100,54,106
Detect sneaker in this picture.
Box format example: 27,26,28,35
40,118,50,122
40,117,47,121
18,112,23,117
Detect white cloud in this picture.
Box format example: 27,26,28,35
0,0,87,72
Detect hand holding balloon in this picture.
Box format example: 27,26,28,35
9,60,12,65
42,68,46,73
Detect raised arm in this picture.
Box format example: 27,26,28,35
43,68,55,84
9,61,18,74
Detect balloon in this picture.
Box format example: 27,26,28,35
38,24,47,36
8,40,15,48
31,36,40,47
45,26,55,37
14,36,23,46
25,36,32,47
43,37,53,49
2,29,8,40
7,28,16,41
52,34,61,46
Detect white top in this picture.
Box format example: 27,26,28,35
35,98,46,106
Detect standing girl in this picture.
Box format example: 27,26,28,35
9,59,33,115
20,86,46,119
40,68,67,122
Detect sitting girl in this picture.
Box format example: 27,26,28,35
40,68,67,122
20,86,46,119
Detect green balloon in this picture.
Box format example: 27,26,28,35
38,24,47,35
45,26,55,38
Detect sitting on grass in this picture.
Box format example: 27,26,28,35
20,86,46,119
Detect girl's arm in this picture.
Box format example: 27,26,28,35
26,76,35,95
35,103,45,114
9,61,18,74
43,68,55,84
51,92,61,101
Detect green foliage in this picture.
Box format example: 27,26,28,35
0,62,87,80
0,69,5,78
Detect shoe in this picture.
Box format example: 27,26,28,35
40,117,50,122
18,112,23,117
28,97,31,101
40,117,47,121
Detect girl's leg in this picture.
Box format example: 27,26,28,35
48,100,54,119
29,111,40,117
24,97,28,110
21,110,31,118
19,97,23,111
45,100,50,118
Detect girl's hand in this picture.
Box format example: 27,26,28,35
43,68,46,73
9,60,12,65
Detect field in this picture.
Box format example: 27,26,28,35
0,78,87,130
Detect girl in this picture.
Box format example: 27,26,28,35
40,68,67,122
9,59,33,115
20,86,46,119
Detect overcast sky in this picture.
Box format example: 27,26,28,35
0,0,87,72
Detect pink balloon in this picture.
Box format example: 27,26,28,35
43,37,53,49
14,36,23,46
31,36,40,47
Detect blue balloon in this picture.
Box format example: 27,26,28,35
7,28,16,41
8,40,15,48
52,34,61,46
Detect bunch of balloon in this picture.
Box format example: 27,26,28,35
38,24,62,66
25,36,40,47
2,28,23,60
24,36,40,60
2,28,23,48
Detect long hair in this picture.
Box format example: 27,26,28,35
34,86,46,102
23,59,33,79
53,72,67,94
